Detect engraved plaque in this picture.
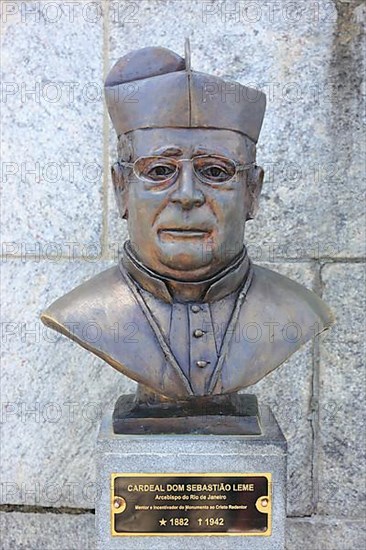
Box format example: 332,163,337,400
111,473,272,537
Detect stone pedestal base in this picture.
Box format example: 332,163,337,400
96,405,287,549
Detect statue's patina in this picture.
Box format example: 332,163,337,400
41,43,333,434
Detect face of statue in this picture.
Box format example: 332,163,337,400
112,128,263,281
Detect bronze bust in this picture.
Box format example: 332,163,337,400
41,44,333,432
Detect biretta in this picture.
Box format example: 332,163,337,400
105,42,266,143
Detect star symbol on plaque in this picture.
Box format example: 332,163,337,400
159,518,167,526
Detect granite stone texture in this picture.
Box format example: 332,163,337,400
1,0,365,548
107,0,366,260
1,512,364,550
0,259,136,509
286,517,366,550
1,0,104,251
0,511,95,550
318,263,366,517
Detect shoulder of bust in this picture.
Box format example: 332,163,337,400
40,265,134,337
219,263,334,392
248,264,334,329
40,264,195,397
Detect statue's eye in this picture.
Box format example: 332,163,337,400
200,165,228,180
146,164,176,181
195,157,236,183
134,157,177,183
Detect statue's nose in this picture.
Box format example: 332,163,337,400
169,162,205,209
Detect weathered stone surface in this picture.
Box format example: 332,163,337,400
1,3,365,550
0,259,136,509
1,1,104,251
286,517,366,550
1,512,364,550
0,511,95,550
108,0,365,259
318,263,366,517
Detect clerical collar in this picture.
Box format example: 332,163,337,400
120,241,251,304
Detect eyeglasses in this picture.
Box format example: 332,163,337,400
120,155,254,186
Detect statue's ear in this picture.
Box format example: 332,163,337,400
111,162,128,219
246,164,264,220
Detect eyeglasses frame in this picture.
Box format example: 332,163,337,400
119,154,255,186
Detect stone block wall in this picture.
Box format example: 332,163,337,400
1,1,365,548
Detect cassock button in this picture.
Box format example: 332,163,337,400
193,329,205,338
196,360,209,368
191,305,201,313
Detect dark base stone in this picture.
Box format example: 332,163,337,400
112,392,262,435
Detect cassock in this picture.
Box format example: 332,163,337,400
41,242,333,399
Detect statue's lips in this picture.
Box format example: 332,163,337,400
158,228,212,240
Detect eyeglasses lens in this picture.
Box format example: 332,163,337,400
133,156,237,184
193,156,236,183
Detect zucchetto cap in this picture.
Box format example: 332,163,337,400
105,41,266,143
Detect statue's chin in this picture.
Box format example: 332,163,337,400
155,252,224,282
129,240,224,280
